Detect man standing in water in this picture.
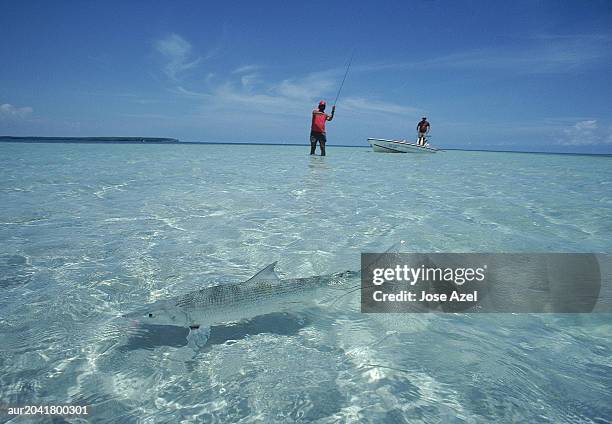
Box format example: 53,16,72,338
310,101,335,156
416,117,430,146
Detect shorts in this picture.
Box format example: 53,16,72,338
310,131,327,144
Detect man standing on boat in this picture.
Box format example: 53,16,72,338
310,101,335,156
416,117,430,146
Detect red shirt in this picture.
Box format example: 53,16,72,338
311,110,329,133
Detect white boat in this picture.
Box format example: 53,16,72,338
368,138,439,154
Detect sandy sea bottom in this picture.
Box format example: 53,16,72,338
0,142,611,423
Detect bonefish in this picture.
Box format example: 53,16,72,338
124,262,359,348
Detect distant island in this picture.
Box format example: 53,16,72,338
0,136,180,144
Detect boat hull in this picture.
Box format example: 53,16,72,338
368,138,438,154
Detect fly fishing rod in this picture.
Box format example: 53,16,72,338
333,50,354,107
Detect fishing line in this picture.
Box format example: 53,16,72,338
333,50,355,106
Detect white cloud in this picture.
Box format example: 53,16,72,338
341,97,419,115
560,119,612,146
232,65,261,74
171,67,341,115
574,120,598,130
207,82,306,115
173,85,209,97
0,103,33,119
274,72,337,101
240,74,260,90
154,33,201,80
353,33,612,75
152,34,419,138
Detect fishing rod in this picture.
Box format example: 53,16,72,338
333,50,354,107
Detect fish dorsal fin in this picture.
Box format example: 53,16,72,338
244,262,280,285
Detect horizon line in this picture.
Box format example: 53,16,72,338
1,136,610,157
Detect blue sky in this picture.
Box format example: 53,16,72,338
1,0,611,153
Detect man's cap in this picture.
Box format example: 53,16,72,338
422,116,427,119
319,101,326,106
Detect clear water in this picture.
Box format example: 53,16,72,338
0,142,610,423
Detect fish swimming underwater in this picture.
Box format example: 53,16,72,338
124,262,360,348
125,248,607,349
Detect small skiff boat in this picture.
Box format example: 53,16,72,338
368,138,439,153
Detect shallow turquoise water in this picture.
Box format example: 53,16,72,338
0,142,611,423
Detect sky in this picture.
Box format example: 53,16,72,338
1,0,611,153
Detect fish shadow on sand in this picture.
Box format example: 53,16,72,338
122,312,310,352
